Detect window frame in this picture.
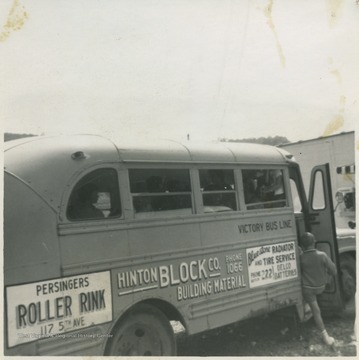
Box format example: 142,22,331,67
128,167,194,218
198,168,239,213
65,166,123,222
241,167,289,211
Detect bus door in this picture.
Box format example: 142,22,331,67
308,164,343,311
289,163,310,240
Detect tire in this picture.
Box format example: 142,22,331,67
105,304,177,356
339,253,356,302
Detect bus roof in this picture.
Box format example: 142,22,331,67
4,134,293,210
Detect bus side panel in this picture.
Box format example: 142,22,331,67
57,211,301,345
4,173,61,284
4,173,61,355
59,221,203,329
98,211,300,336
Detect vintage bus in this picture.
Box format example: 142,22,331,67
4,134,344,356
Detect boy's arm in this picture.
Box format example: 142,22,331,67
324,254,337,276
297,244,303,256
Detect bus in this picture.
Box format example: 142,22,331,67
4,134,344,356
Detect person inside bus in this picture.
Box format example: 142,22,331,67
300,232,337,346
204,170,233,191
146,176,166,211
69,183,104,220
243,175,261,204
260,169,285,201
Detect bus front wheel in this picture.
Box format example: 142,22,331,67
105,304,176,356
340,253,356,302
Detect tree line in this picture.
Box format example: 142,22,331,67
219,136,290,146
4,133,37,142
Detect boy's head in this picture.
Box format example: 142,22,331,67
300,232,316,250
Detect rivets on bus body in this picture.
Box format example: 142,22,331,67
71,151,87,160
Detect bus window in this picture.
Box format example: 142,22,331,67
129,169,193,216
67,168,122,220
199,169,237,212
311,170,325,210
242,169,287,210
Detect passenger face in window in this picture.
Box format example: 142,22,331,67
78,183,99,203
70,183,104,220
67,168,122,221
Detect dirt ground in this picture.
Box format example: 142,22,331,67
176,300,356,356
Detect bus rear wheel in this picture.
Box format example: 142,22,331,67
105,304,176,356
340,253,356,302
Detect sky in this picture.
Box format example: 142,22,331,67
1,0,358,143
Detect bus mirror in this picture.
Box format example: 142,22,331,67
344,192,355,210
348,221,356,229
335,188,355,211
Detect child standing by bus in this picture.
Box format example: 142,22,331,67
300,232,337,346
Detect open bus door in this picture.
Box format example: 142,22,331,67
308,164,344,312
